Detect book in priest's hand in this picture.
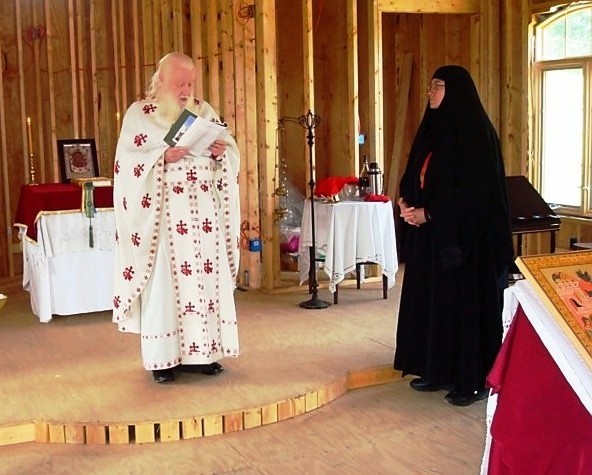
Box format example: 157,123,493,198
164,109,229,156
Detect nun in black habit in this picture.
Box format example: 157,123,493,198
393,65,514,406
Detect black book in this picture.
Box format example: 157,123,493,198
163,109,198,147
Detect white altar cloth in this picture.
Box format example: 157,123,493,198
17,210,116,323
298,200,398,292
480,279,592,473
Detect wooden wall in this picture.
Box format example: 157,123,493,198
381,12,478,195
0,0,262,285
1,0,565,289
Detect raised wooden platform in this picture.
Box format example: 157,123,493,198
0,275,402,446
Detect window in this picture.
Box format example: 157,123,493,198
531,3,592,217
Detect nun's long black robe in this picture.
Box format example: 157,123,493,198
393,66,514,393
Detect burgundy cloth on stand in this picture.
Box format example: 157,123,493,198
486,306,592,474
13,183,113,241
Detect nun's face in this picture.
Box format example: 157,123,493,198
427,78,445,109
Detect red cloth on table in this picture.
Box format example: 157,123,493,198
486,305,592,474
13,183,114,241
314,176,358,197
364,193,390,203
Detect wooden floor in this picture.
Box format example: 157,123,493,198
0,269,488,474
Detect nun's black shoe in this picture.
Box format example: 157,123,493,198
410,378,453,392
444,388,489,406
152,368,175,383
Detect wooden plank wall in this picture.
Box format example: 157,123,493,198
312,0,358,180
0,0,554,284
380,12,478,200
0,0,261,284
377,0,531,229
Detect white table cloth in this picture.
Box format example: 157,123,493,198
298,200,398,292
17,210,116,323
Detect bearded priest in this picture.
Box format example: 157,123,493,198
112,52,241,384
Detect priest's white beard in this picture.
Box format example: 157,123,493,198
153,92,200,129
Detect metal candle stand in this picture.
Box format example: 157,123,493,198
279,110,330,310
28,151,37,185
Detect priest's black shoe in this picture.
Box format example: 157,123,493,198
444,388,489,406
178,362,224,375
152,368,174,383
200,362,224,375
410,377,453,392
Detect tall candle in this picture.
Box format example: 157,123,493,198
26,117,33,152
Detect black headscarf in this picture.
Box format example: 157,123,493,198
399,65,513,272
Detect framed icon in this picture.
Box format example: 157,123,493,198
57,138,99,182
516,251,592,366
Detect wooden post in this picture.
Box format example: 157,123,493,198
385,51,412,200
255,0,278,291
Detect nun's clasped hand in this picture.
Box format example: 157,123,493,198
398,197,428,227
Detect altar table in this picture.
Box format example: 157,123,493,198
298,200,398,294
14,184,115,323
14,183,113,241
481,279,592,474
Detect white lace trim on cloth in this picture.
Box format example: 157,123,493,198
480,286,518,474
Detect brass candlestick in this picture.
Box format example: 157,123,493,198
28,151,37,185
26,117,38,185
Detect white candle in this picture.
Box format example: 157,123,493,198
26,117,33,152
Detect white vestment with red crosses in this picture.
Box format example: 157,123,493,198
112,99,240,370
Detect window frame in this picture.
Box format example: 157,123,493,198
531,4,592,218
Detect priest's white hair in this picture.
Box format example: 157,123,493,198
145,52,195,100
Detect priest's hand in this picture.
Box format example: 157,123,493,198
164,146,189,163
209,139,227,159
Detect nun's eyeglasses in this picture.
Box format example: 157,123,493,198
427,83,445,93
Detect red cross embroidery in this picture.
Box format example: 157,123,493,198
208,299,215,312
176,220,189,235
204,259,213,274
181,261,193,276
142,103,157,114
173,185,184,194
200,183,209,192
114,160,120,174
134,133,147,147
185,301,196,313
131,233,141,246
134,163,145,177
186,169,198,182
188,342,199,354
210,340,218,353
113,296,121,309
141,194,152,208
123,266,135,281
202,218,213,233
